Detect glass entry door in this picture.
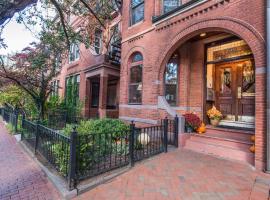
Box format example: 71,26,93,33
215,59,255,123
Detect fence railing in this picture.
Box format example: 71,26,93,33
1,107,19,132
1,109,179,190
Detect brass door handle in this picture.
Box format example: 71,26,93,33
237,87,242,99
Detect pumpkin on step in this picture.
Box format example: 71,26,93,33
196,123,206,134
251,135,255,142
249,145,255,153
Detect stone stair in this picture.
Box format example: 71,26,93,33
184,126,255,165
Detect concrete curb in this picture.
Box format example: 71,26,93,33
19,141,77,200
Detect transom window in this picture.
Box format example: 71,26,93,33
164,54,179,106
69,43,80,63
129,53,143,104
131,0,144,25
163,0,181,13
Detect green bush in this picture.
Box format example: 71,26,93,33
63,118,129,137
54,118,130,176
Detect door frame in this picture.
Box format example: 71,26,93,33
203,38,254,125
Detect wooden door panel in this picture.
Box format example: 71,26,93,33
215,59,255,123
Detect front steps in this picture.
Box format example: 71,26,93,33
183,126,255,165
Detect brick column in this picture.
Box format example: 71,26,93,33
99,75,108,118
84,78,91,118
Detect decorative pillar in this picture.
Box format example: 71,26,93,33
84,78,91,118
99,75,108,118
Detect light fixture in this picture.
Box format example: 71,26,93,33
200,33,207,37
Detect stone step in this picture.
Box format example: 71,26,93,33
189,134,253,153
205,126,254,142
185,139,255,165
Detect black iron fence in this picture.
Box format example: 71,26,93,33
1,107,19,132
1,110,179,190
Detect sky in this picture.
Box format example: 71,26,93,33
0,16,39,55
0,1,56,56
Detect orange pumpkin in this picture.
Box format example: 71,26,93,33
196,123,206,134
251,135,255,142
249,145,255,153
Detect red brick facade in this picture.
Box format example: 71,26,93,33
119,0,266,169
55,0,266,170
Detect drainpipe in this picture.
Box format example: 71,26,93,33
266,0,270,172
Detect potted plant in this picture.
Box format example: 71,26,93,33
207,106,223,126
183,113,201,133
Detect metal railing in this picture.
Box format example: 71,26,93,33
3,112,179,190
75,131,130,181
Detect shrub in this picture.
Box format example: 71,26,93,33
54,118,129,176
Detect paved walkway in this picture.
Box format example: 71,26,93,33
0,121,61,200
75,149,270,200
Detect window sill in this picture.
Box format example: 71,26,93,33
67,60,80,69
128,103,142,105
128,20,145,29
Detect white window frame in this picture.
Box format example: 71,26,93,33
69,43,80,63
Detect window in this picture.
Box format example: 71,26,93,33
69,43,80,63
107,81,118,109
65,74,80,106
131,0,144,25
92,29,102,55
164,54,178,106
51,80,60,97
91,82,100,108
129,53,143,104
163,0,181,13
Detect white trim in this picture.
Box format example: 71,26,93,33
119,104,158,109
119,116,158,124
256,67,266,75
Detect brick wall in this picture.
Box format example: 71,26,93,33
120,0,266,170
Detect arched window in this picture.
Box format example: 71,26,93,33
129,52,143,104
165,54,179,106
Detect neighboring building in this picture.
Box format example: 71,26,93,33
54,7,122,119
119,0,266,170
56,0,268,171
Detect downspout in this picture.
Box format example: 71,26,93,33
266,0,270,172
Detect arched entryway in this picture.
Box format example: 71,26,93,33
163,33,256,129
158,29,264,166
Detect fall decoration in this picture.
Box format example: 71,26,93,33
251,135,255,142
196,123,206,134
183,113,201,132
207,106,222,126
249,145,255,153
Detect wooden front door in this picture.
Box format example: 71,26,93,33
215,59,255,123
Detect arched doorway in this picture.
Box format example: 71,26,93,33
162,32,256,129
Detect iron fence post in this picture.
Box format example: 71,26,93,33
14,109,18,133
34,121,40,155
164,117,168,153
68,127,78,190
129,121,135,167
174,115,179,148
21,114,25,140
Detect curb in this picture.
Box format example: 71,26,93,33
19,141,77,200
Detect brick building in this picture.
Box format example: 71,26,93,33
119,0,266,170
56,0,268,170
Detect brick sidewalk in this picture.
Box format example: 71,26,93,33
0,121,61,200
75,149,270,200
